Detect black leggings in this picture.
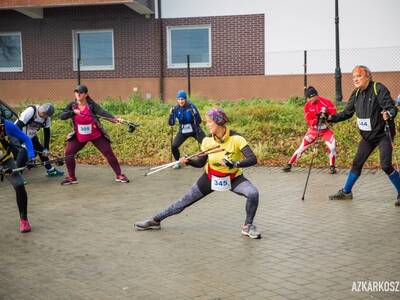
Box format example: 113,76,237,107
16,135,52,170
2,159,28,220
171,128,205,160
154,173,259,225
351,135,394,176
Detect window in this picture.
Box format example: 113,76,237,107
167,26,211,68
0,32,23,72
73,30,114,71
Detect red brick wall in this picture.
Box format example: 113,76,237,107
162,14,265,77
0,5,162,80
0,7,264,81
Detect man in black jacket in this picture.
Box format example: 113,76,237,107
326,65,400,206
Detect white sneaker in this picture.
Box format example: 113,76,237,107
241,224,261,239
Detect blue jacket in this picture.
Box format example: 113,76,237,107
4,119,35,159
168,102,202,128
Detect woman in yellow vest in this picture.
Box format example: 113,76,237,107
135,108,261,239
0,116,35,233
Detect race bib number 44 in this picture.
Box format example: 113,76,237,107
211,175,231,192
357,118,372,131
78,124,93,135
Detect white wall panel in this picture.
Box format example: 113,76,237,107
161,0,400,74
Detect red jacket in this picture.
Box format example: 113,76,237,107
304,96,337,127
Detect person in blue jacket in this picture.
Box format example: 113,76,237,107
169,90,205,168
0,116,35,233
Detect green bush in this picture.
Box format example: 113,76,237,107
18,95,400,168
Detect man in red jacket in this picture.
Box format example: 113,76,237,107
282,86,337,174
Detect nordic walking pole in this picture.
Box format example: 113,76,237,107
145,145,222,176
384,118,399,171
170,126,174,162
144,148,225,176
190,109,201,150
301,113,325,201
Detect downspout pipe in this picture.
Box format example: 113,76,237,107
158,0,164,102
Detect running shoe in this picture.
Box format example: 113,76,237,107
172,164,182,170
116,174,130,183
19,219,31,233
47,167,64,177
134,218,161,230
329,165,337,174
60,176,78,185
282,163,292,172
241,224,261,239
329,189,353,200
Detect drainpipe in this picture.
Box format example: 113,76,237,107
158,0,164,102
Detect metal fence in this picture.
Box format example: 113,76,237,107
1,46,400,104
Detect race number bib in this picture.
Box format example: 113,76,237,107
211,175,231,192
77,124,93,135
27,128,38,138
181,124,193,134
357,118,372,131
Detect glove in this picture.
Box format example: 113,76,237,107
317,108,329,124
222,158,238,169
55,158,65,166
1,167,13,175
26,159,36,170
42,148,49,157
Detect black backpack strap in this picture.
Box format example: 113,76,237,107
26,105,37,125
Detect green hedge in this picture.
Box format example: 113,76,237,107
22,93,400,168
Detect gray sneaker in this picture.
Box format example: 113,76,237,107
282,163,292,172
134,218,161,230
241,224,261,239
329,189,353,200
172,163,182,170
395,194,400,207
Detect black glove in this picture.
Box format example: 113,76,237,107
223,158,238,169
26,160,36,170
55,158,65,166
317,110,329,124
1,167,13,175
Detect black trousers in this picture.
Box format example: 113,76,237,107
351,135,394,176
2,159,28,220
171,128,205,160
16,135,52,170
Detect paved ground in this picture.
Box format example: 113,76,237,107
0,165,399,300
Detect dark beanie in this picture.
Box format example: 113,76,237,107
305,86,318,98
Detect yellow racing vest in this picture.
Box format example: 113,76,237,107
0,135,13,164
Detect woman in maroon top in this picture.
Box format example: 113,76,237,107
60,85,129,185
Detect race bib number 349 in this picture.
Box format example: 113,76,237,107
357,118,372,131
78,124,93,135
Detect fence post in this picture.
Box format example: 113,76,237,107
304,50,307,96
77,33,81,85
187,54,191,97
335,0,343,102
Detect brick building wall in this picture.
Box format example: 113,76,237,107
162,14,265,77
0,5,162,80
0,6,264,81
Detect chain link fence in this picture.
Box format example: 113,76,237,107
1,46,399,104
